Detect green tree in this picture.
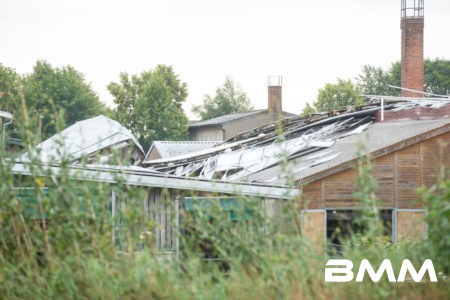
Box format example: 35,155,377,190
300,102,316,117
424,58,450,96
356,63,400,96
108,65,188,150
0,64,21,112
313,78,364,112
192,76,253,120
22,60,109,138
356,58,450,97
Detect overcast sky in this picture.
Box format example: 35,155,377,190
1,0,449,118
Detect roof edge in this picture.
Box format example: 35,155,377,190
299,122,450,185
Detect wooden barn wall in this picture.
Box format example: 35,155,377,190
301,210,325,249
396,211,427,242
300,130,450,209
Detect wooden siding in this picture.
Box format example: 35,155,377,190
323,168,359,208
301,210,325,248
396,211,426,242
300,131,450,209
306,154,395,208
372,154,395,206
301,181,323,209
422,133,450,189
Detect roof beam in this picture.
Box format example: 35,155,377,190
11,162,300,200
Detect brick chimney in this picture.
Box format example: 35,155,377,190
267,76,282,117
400,0,424,97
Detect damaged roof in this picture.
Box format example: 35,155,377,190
143,100,450,185
145,140,220,160
245,117,450,185
11,161,300,200
19,115,144,165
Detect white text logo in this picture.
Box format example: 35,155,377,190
325,259,438,282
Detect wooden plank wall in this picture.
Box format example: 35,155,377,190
300,131,449,209
147,188,179,252
396,211,426,242
301,210,325,248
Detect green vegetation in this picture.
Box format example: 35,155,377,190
0,63,21,112
22,61,111,139
313,78,364,113
302,58,450,114
420,153,450,273
1,62,191,150
1,93,448,300
108,65,189,150
192,76,254,120
0,61,111,139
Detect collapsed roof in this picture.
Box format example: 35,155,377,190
145,140,219,160
19,115,144,166
143,100,450,184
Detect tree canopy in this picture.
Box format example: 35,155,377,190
356,62,400,96
313,78,364,112
424,58,450,96
0,64,21,112
22,61,110,138
192,76,253,120
302,58,450,114
108,65,188,150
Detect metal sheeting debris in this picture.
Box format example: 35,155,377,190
142,100,449,184
144,113,375,182
19,115,144,166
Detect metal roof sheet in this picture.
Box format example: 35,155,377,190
19,115,144,164
189,110,266,127
245,118,450,185
146,141,220,160
144,100,450,186
189,109,296,127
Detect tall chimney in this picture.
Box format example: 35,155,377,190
400,0,424,97
267,76,282,117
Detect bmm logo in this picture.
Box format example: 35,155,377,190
325,259,438,282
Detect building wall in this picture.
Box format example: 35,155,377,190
222,112,278,140
189,111,293,141
189,126,224,141
301,131,449,209
300,130,449,243
147,148,162,160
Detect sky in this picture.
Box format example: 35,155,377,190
1,0,449,118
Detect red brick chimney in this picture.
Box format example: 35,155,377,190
268,76,282,117
400,0,424,97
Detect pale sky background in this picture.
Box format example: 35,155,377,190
1,0,449,118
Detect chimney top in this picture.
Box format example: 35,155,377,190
401,0,424,19
267,76,282,87
267,76,282,116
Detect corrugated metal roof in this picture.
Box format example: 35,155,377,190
19,115,144,164
146,141,220,160
143,100,450,185
189,109,296,127
245,118,450,185
189,110,266,127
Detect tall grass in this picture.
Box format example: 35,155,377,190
0,107,448,299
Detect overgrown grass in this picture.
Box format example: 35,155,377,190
0,107,448,299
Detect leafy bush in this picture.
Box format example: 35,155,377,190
0,106,448,299
421,168,450,273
